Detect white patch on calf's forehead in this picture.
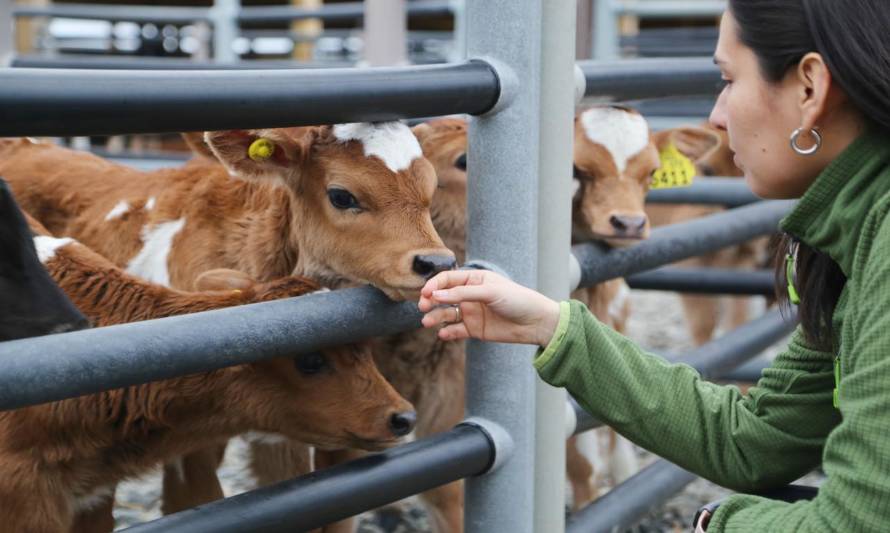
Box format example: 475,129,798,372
126,218,186,287
332,122,422,173
104,200,130,221
34,236,74,264
145,197,156,210
580,108,650,174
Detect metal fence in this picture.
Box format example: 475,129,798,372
0,1,799,531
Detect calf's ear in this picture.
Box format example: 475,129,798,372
204,127,314,185
652,127,722,163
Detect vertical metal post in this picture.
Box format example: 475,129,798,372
0,0,13,66
448,0,467,62
212,0,240,63
465,0,576,531
593,0,619,59
364,0,407,66
535,2,577,532
576,0,593,60
290,0,322,62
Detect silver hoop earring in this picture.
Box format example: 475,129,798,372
790,127,822,156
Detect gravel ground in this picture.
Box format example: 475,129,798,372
114,290,812,532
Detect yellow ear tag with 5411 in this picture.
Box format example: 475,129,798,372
248,138,275,162
651,142,696,189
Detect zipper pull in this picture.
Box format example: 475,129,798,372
785,239,801,305
833,356,841,409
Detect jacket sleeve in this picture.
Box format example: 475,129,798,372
706,211,890,531
535,300,839,493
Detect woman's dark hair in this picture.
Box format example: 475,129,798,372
728,0,890,350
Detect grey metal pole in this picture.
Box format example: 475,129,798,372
593,0,618,60
363,0,408,66
212,0,240,63
465,0,574,530
534,2,577,532
0,0,13,67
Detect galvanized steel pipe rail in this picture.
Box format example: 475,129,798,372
645,178,761,207
572,200,793,290
0,62,500,137
12,3,211,24
238,1,453,24
0,286,420,411
626,267,775,296
580,57,720,100
122,423,496,533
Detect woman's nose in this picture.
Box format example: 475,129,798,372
709,91,728,131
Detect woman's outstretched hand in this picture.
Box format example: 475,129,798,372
418,270,561,347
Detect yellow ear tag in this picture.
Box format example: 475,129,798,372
651,142,696,189
248,138,275,162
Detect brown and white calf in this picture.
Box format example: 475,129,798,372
570,107,721,507
0,123,452,512
644,124,769,345
0,220,413,533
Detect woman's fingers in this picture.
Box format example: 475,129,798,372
429,284,497,306
419,270,492,311
421,305,462,328
437,322,471,341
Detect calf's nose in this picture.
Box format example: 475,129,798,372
609,214,648,238
412,254,457,279
388,411,417,437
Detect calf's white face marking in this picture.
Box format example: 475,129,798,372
579,108,650,174
145,197,156,211
333,122,422,173
126,219,186,287
104,200,130,221
33,236,74,264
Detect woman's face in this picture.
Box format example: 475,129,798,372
709,11,824,199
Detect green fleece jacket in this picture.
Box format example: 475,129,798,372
536,130,890,531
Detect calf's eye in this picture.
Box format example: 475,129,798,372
295,352,329,374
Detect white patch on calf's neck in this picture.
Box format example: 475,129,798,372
243,431,289,445
72,484,114,512
607,281,630,322
104,200,130,221
126,218,186,287
33,236,74,264
332,122,422,173
580,108,650,174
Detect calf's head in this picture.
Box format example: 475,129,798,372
0,179,89,341
573,106,722,247
205,123,455,301
197,270,416,451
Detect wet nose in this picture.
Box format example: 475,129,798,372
388,411,417,437
412,254,457,279
609,214,648,238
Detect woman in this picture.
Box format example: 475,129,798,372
419,1,890,530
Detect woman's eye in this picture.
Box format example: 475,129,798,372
295,352,328,375
716,79,732,91
327,188,361,210
573,166,585,179
454,153,467,171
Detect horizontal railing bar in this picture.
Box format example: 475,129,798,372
238,1,453,24
626,267,775,296
572,200,792,289
567,458,697,533
13,4,212,24
645,178,760,206
122,423,493,532
615,0,727,18
580,57,720,100
573,307,795,433
0,61,499,137
719,357,770,383
0,286,420,411
11,55,335,70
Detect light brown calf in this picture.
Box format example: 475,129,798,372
0,123,452,512
1,221,413,533
645,124,770,345
568,107,722,507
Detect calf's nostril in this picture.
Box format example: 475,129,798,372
388,411,417,437
610,215,648,237
412,255,457,280
609,215,627,232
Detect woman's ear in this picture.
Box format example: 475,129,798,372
796,52,833,132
